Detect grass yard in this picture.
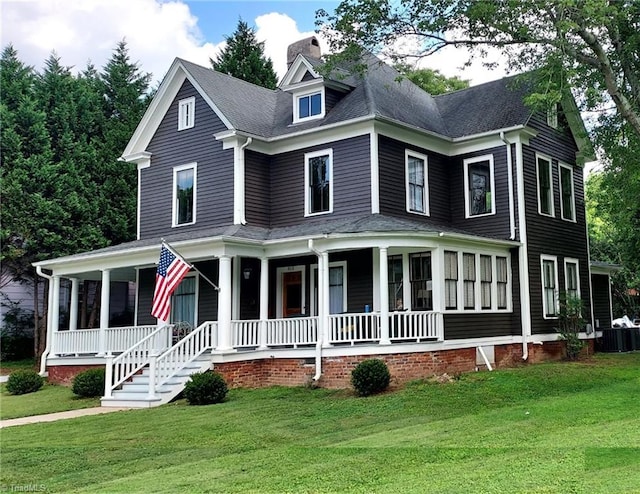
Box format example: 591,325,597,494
0,358,37,375
1,353,639,493
1,382,100,420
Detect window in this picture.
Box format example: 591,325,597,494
444,251,458,310
304,149,332,216
564,259,580,300
547,104,558,129
178,97,195,130
464,155,495,217
406,151,429,215
496,256,508,310
559,163,575,221
463,253,476,309
541,255,559,318
388,255,404,310
294,90,324,122
480,255,492,309
171,275,197,327
173,163,196,226
537,155,554,216
311,262,347,315
410,252,432,310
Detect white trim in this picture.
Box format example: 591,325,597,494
541,254,559,319
535,153,555,217
172,162,197,227
177,96,195,131
463,154,495,218
370,131,380,214
372,248,380,311
293,86,325,124
279,55,320,87
563,257,581,299
515,141,532,355
275,265,306,318
310,260,348,316
304,148,333,217
405,150,430,216
558,162,576,222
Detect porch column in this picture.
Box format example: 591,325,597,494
98,269,111,356
379,247,391,345
69,278,79,331
321,251,331,347
49,275,61,357
216,255,234,352
258,257,269,349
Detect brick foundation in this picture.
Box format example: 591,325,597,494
47,364,104,386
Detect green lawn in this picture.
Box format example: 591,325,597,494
1,353,639,493
1,383,100,420
0,358,37,375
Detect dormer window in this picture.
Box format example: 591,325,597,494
178,97,195,130
293,88,325,123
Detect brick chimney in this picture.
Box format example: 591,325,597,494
287,36,321,68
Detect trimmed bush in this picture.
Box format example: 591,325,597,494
72,368,106,397
351,358,391,396
184,371,228,405
6,369,44,395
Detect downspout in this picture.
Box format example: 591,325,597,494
308,239,323,381
235,137,252,225
515,140,531,361
35,266,52,376
500,132,517,240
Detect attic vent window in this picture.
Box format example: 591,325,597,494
178,97,195,130
294,90,324,123
547,104,558,129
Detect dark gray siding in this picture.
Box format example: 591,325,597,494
137,268,156,326
140,80,233,239
591,274,612,330
444,313,518,339
269,135,371,227
449,146,512,238
378,135,451,225
523,112,591,334
245,150,270,227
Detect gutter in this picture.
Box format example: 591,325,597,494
35,266,52,376
308,239,324,382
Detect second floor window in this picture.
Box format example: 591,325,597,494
178,97,195,130
464,155,495,217
406,151,429,215
537,155,554,216
305,150,332,216
559,163,575,221
173,163,196,226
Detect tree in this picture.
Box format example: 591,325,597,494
211,19,278,89
317,0,640,139
397,66,469,95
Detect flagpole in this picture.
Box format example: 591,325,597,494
161,239,220,291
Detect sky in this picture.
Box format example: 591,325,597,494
1,0,508,86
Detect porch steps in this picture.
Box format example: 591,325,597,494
101,354,214,408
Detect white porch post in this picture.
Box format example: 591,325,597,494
321,252,331,347
379,247,391,345
49,275,61,357
258,257,269,350
69,278,79,331
216,255,234,352
98,269,111,356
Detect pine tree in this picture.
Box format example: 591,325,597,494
211,19,278,89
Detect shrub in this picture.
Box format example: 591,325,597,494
555,294,586,360
6,369,44,395
351,358,391,396
184,371,228,405
72,368,106,397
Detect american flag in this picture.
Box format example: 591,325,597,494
151,244,191,322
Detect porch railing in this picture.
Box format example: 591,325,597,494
104,324,173,398
231,320,260,348
266,316,317,347
53,325,158,356
328,313,379,345
388,311,443,341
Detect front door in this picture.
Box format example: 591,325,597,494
282,271,303,317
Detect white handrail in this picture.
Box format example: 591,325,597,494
104,324,172,398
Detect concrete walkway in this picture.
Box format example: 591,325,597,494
0,407,131,429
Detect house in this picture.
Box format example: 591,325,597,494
33,37,616,407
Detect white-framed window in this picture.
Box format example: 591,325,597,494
541,255,559,318
304,149,333,216
480,255,492,309
409,252,433,310
294,89,324,123
388,255,404,310
547,104,558,129
564,258,580,300
558,163,575,222
536,154,554,217
172,163,197,226
496,256,508,310
311,261,348,316
463,253,476,309
405,150,429,215
444,251,458,310
178,97,195,130
464,155,495,217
